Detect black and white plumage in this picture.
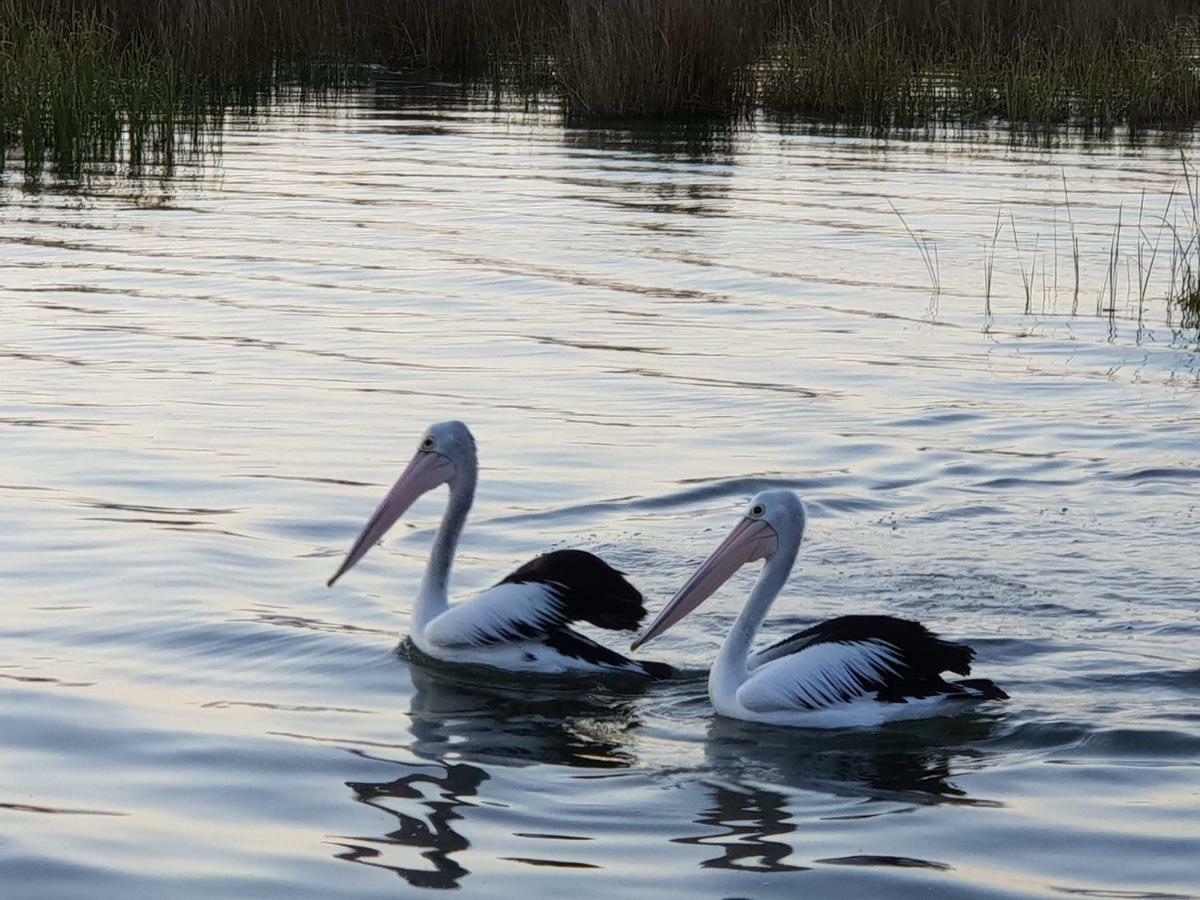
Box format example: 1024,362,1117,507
326,421,673,678
745,615,1006,713
420,549,671,676
631,491,1006,727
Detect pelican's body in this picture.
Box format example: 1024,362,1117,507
407,548,671,677
329,421,672,679
633,490,1005,727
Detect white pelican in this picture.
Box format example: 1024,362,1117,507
631,490,1006,727
327,420,673,678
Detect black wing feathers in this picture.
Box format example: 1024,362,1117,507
542,629,675,679
758,615,975,677
752,615,1004,706
499,549,647,632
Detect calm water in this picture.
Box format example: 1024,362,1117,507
3,86,1200,899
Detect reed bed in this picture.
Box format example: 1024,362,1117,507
0,12,197,178
4,0,1200,180
553,0,771,118
763,0,1200,129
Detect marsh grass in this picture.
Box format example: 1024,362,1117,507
764,1,1200,131
5,0,1200,181
0,14,189,179
0,0,556,180
950,154,1200,336
0,6,251,180
1161,154,1200,328
553,0,770,119
890,200,941,294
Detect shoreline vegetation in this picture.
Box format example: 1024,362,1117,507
3,0,1200,329
5,0,1200,179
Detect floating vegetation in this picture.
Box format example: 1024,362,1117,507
5,0,1200,182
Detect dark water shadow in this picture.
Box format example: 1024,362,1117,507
675,715,1003,874
561,119,739,164
363,77,493,122
331,661,645,889
702,714,1003,805
401,660,644,769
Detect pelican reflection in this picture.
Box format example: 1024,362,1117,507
334,758,486,890
675,781,810,873
702,714,1001,804
333,661,643,889
676,715,1001,874
404,659,643,769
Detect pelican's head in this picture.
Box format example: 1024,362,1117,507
631,490,806,651
326,420,477,587
417,419,477,472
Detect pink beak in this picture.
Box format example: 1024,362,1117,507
327,451,456,587
631,516,778,651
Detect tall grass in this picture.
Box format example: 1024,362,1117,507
0,0,558,179
764,0,1200,130
5,0,1200,180
0,12,206,179
946,155,1200,336
553,0,771,118
1163,154,1200,328
13,0,552,80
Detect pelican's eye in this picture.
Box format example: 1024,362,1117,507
421,436,436,451
750,504,765,518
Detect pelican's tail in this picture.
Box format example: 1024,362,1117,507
634,659,676,680
952,678,1009,700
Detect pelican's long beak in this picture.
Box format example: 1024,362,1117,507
631,516,778,651
326,451,456,587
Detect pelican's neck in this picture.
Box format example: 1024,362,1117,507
710,538,798,704
413,459,476,633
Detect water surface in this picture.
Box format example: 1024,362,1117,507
3,87,1199,898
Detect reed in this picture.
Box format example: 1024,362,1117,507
1010,214,1038,315
970,156,1200,337
1164,153,1200,328
890,200,941,295
553,0,771,119
764,0,1200,130
9,0,550,79
0,11,188,178
5,0,1200,181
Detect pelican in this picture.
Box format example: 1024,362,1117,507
631,490,1006,727
327,421,673,678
